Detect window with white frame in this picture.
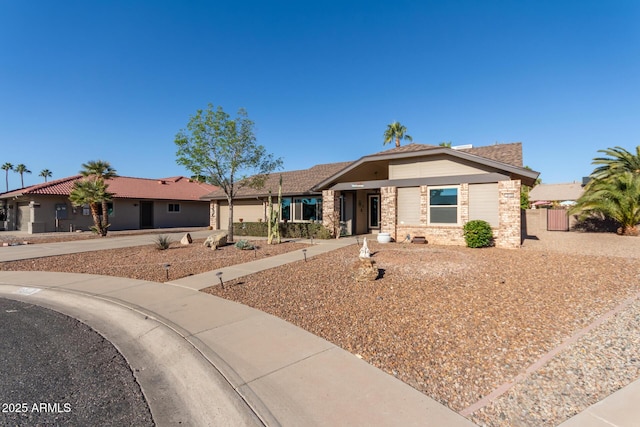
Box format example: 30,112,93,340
168,203,181,213
428,186,459,224
280,197,322,222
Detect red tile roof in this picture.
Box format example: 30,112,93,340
0,175,217,201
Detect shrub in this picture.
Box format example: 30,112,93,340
232,222,333,239
154,234,172,250
463,220,494,248
234,239,255,250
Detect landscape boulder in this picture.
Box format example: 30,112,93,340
203,232,228,250
352,257,379,282
180,233,193,245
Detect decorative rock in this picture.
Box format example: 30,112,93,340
180,233,192,245
203,232,228,250
352,257,379,282
359,237,371,258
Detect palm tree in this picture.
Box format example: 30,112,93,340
383,121,413,148
15,164,31,188
39,169,52,182
569,171,640,236
69,178,113,236
439,141,452,147
590,146,640,182
1,162,13,192
79,160,117,233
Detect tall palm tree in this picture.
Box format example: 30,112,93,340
69,178,113,236
79,160,117,233
590,145,640,182
1,162,13,192
39,169,52,182
15,164,31,188
569,171,640,236
383,122,413,147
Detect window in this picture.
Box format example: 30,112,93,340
168,203,180,213
280,197,322,222
280,198,291,221
96,202,114,217
294,197,322,221
429,186,458,224
397,187,421,225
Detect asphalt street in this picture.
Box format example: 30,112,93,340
0,297,154,426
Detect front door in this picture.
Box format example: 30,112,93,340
368,194,380,230
140,201,154,229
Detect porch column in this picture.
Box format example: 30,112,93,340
322,190,340,236
210,201,219,230
380,186,397,240
497,180,521,249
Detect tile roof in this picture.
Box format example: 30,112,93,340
0,175,217,201
203,162,353,200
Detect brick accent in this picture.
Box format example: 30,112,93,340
459,183,469,224
322,190,340,233
420,185,428,225
380,186,397,240
496,180,522,248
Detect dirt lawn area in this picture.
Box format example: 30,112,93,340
2,230,639,426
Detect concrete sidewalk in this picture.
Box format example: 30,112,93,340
1,231,639,426
0,271,474,426
168,237,358,290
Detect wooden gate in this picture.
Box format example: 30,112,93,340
547,208,569,231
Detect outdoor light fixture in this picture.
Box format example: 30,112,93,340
302,249,307,262
216,271,224,289
163,263,170,280
355,236,359,246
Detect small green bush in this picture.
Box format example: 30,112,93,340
234,239,255,250
463,220,494,248
154,234,172,250
232,222,333,239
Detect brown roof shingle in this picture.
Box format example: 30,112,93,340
203,162,353,200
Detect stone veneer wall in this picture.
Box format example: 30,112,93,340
380,186,397,239
494,179,522,249
322,190,340,232
388,181,522,248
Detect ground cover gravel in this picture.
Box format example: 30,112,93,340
0,238,309,283
2,230,639,426
203,234,640,426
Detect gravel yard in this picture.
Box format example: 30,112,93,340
0,238,309,283
1,230,639,426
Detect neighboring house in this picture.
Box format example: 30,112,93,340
203,142,539,248
0,176,217,233
528,182,585,208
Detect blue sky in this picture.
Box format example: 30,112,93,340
1,1,638,190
